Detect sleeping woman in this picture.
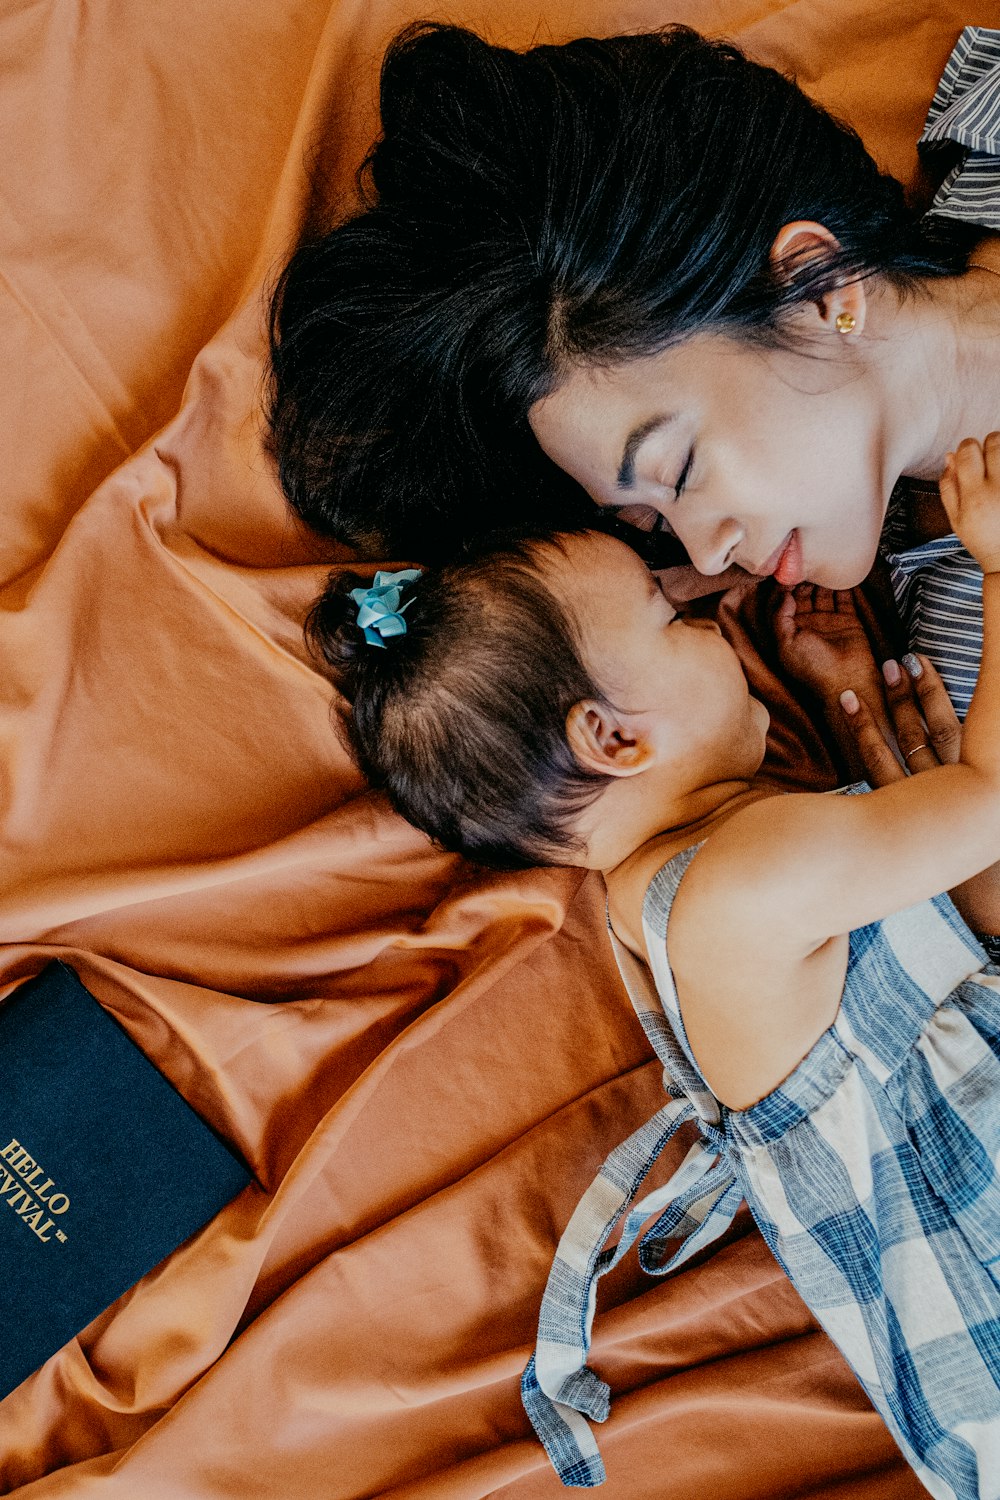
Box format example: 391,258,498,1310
268,21,1000,728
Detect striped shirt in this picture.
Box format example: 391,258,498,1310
885,23,1000,716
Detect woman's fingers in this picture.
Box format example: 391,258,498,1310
879,658,938,770
849,652,962,781
901,653,962,765
839,690,906,787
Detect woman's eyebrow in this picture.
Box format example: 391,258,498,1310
616,413,678,490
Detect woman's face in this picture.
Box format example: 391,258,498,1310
529,331,895,591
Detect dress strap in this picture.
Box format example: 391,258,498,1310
521,901,742,1487
521,1096,740,1486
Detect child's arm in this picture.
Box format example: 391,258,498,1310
836,653,1000,937
774,577,1000,932
670,436,1000,1102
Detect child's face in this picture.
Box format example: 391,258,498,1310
547,531,769,778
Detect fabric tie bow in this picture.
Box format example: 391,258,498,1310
349,569,423,647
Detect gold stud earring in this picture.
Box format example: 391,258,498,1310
835,311,857,335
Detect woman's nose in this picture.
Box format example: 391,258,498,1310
682,517,743,576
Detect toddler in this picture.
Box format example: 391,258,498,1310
311,436,1000,1498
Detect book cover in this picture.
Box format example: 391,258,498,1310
0,962,252,1400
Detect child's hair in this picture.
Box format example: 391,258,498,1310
308,537,609,868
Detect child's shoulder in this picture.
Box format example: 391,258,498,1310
605,830,694,960
605,788,783,960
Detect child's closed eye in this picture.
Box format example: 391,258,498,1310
612,503,669,534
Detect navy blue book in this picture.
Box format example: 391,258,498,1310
0,962,252,1400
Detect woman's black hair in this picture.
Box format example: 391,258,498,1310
309,536,607,868
269,22,967,562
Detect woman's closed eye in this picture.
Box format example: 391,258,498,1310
667,449,694,498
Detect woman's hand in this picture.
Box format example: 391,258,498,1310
836,652,961,785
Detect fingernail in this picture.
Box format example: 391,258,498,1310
882,659,901,686
902,652,922,678
840,689,859,715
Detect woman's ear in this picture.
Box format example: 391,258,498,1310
770,220,867,336
565,700,654,778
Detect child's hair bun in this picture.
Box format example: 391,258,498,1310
305,568,369,683
306,567,420,700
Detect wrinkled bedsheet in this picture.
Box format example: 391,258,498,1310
0,2,992,1495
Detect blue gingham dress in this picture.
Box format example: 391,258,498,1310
523,795,1000,1497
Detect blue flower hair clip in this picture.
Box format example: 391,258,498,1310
349,568,424,648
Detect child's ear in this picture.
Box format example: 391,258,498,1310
566,700,654,778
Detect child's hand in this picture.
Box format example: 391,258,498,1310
774,584,881,704
774,583,896,781
939,434,1000,574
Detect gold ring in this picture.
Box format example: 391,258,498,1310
903,743,929,761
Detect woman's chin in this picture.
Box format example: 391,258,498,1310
808,539,882,592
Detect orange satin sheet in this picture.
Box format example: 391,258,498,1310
0,2,992,1495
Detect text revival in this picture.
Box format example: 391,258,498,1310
0,1138,69,1243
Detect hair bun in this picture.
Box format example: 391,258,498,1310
307,567,423,698
371,24,536,215
305,569,371,685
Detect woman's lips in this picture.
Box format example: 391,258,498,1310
758,530,803,587
774,530,803,586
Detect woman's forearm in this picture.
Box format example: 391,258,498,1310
949,862,1000,938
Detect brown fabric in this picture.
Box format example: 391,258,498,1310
0,2,992,1494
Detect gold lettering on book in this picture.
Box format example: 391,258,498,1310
0,1139,68,1244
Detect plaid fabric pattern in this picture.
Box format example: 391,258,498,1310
884,26,1000,716
522,889,743,1486
524,808,1000,1496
